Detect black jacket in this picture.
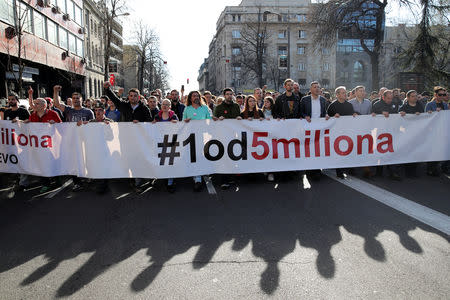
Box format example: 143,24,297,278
105,88,151,122
300,95,328,118
372,99,399,114
272,92,301,119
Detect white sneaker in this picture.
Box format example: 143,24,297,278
268,173,274,181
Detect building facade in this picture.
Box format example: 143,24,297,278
122,44,139,92
83,0,104,99
200,0,336,94
0,0,86,99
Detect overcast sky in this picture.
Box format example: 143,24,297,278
121,0,420,93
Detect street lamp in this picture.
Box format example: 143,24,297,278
264,10,291,79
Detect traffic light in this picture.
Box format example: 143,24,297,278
109,74,115,86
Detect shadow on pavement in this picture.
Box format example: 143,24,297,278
0,175,447,297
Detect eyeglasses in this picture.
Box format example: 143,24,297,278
437,93,446,96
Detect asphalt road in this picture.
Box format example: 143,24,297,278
0,166,449,299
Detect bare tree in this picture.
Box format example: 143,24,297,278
0,1,33,97
237,7,268,88
307,0,388,90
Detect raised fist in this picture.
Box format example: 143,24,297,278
53,85,62,92
28,86,33,95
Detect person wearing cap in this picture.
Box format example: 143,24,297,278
89,102,114,124
44,97,64,121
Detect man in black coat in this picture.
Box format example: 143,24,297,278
103,82,151,123
300,81,330,181
273,78,301,119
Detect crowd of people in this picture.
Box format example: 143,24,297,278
0,79,448,195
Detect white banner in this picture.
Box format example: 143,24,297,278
1,112,449,179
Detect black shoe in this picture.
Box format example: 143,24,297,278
193,181,202,192
72,184,83,192
220,183,231,190
336,171,347,179
427,170,440,177
390,173,402,181
167,184,176,193
13,184,26,193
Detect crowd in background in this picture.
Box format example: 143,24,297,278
0,79,448,195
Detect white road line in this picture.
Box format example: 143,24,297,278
323,170,450,235
203,175,217,195
45,179,73,198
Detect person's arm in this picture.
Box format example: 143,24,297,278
53,85,66,112
103,82,124,110
28,86,35,111
205,106,211,119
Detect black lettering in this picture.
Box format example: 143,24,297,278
9,154,18,164
227,132,247,161
204,140,225,161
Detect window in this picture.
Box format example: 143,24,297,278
298,30,306,39
67,0,75,20
282,14,288,22
278,46,287,55
19,3,32,33
232,63,241,72
298,63,306,71
109,61,118,73
278,30,286,39
232,47,241,55
297,46,305,54
322,48,330,55
296,14,306,22
277,14,282,22
323,63,330,71
279,56,287,68
353,61,365,81
58,27,68,49
263,13,267,21
68,33,76,54
0,0,14,24
321,79,330,88
57,0,67,14
237,15,241,22
34,12,46,39
74,5,82,25
47,20,58,44
232,30,241,38
232,15,235,22
76,38,83,57
298,79,306,88
337,39,374,53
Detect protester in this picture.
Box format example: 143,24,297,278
105,98,121,122
424,86,448,176
262,96,274,120
14,98,62,193
168,89,185,120
372,89,402,180
240,95,264,120
399,90,423,177
300,81,329,181
182,91,212,191
147,95,160,120
273,78,301,119
349,85,372,115
203,91,215,112
4,91,30,121
293,82,304,100
213,88,241,189
153,99,178,193
371,87,387,107
254,88,264,109
327,86,357,178
44,97,64,121
235,94,245,111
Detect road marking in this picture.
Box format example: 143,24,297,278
203,175,217,195
45,179,73,198
324,170,450,235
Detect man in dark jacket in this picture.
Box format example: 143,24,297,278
170,89,185,121
371,90,402,180
103,82,151,192
273,78,301,119
300,81,329,181
103,82,151,123
300,81,328,121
